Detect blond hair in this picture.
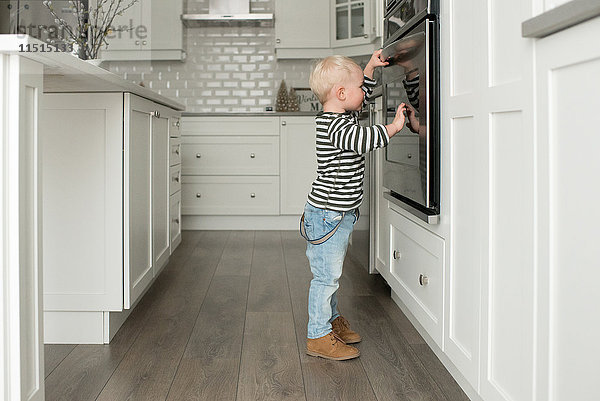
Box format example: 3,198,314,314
309,55,362,103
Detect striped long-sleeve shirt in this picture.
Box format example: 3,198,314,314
307,76,390,212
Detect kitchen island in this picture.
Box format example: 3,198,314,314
0,34,184,400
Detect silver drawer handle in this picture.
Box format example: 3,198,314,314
173,176,180,182
173,218,179,224
196,153,201,158
281,121,286,126
276,38,281,44
250,193,256,198
250,153,255,158
393,250,401,260
175,148,180,155
419,274,429,286
135,40,140,45
407,154,412,159
176,120,180,128
142,40,147,45
196,193,201,198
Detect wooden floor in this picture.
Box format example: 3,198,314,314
45,230,470,401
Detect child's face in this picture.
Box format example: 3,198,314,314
343,68,365,111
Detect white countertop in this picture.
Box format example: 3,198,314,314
0,34,185,111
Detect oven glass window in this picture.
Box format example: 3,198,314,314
382,26,429,206
385,0,428,42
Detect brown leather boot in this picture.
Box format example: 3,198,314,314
331,316,362,344
306,332,360,360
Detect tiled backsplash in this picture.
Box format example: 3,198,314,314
107,0,315,113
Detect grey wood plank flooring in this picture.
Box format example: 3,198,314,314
45,230,469,401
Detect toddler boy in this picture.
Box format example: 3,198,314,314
302,50,407,360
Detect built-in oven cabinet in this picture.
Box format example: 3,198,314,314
380,205,444,347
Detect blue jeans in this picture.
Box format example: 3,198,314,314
303,202,358,339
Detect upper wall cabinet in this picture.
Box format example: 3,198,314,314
98,0,184,61
275,0,381,58
274,0,331,58
331,0,376,48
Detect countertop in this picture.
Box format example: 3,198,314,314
182,111,319,117
0,34,185,111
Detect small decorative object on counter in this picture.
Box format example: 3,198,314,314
294,88,323,112
287,87,300,112
276,80,289,112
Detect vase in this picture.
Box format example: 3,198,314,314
84,59,104,67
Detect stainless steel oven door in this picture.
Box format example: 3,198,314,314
381,18,439,220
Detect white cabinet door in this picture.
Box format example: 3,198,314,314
124,94,154,308
41,93,124,312
102,0,142,51
534,16,600,401
152,107,170,276
331,0,375,47
279,117,317,215
274,0,330,56
1,55,45,401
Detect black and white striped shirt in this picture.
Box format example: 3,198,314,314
307,76,389,212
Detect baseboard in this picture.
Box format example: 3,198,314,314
44,311,105,344
390,290,482,401
182,215,302,230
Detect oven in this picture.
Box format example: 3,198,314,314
381,0,440,224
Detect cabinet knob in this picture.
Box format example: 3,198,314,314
250,153,255,158
250,193,256,198
393,250,401,260
281,121,286,126
363,34,368,39
196,153,201,158
176,120,180,127
151,110,160,118
196,193,201,198
135,40,140,45
419,274,429,286
276,38,281,44
407,153,412,159
142,40,147,45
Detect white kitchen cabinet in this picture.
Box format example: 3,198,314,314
180,115,315,228
41,92,181,343
381,205,444,347
274,0,331,58
98,0,184,61
280,117,318,215
275,0,379,58
169,116,183,251
331,0,376,47
534,16,600,401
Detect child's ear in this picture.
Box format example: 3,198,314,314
336,86,346,101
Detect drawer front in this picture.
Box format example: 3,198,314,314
170,190,181,248
389,212,444,346
170,117,181,138
182,176,279,215
169,165,181,195
182,116,279,136
170,137,181,167
182,136,279,175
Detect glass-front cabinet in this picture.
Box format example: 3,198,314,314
332,0,376,47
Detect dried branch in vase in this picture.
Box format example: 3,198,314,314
42,0,139,60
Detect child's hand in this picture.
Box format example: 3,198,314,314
405,103,419,133
385,103,407,138
364,49,389,78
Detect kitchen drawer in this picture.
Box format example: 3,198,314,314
170,137,181,166
170,190,182,252
182,136,279,175
169,165,181,195
388,211,444,347
170,117,181,138
387,134,419,167
182,116,279,136
182,176,279,215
